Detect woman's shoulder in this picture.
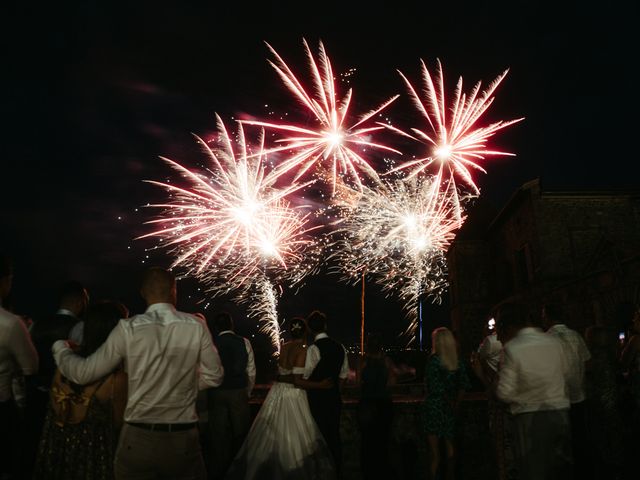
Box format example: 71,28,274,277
93,370,127,401
289,341,307,353
278,341,306,368
425,354,443,373
428,354,441,365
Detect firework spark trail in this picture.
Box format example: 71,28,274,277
241,39,401,192
248,276,281,352
385,59,523,213
139,115,322,350
330,177,465,339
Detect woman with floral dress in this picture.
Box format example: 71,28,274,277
423,327,470,480
33,301,128,480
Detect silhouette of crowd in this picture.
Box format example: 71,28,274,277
0,255,350,480
1,252,639,480
470,299,640,480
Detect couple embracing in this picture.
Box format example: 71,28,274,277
226,310,348,479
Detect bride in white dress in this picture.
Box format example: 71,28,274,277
225,317,336,479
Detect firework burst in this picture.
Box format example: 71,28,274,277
330,177,465,339
386,59,523,212
241,39,401,192
139,115,321,351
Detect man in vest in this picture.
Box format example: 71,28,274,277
303,310,350,473
208,312,256,479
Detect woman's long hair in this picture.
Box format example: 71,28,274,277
80,301,128,358
431,327,458,371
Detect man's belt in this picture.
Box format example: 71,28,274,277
127,422,197,432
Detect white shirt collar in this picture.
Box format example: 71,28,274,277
56,308,76,318
548,324,567,332
314,332,329,341
519,326,542,335
145,303,176,313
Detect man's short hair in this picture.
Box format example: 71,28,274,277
0,255,12,278
59,281,87,304
214,312,234,332
306,310,327,334
140,267,175,297
496,301,526,331
543,302,565,324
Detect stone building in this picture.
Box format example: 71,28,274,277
447,178,640,354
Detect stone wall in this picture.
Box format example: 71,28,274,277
447,178,640,353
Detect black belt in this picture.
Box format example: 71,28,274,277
127,422,197,432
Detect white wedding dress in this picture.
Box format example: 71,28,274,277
225,366,336,479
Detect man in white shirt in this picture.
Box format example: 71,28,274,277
477,318,503,378
303,310,349,473
495,302,572,480
0,255,38,479
543,302,592,480
207,312,256,480
53,267,224,480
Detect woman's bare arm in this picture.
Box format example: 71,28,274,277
292,346,333,390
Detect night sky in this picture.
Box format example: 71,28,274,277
3,1,635,347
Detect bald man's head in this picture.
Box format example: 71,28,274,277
140,267,177,306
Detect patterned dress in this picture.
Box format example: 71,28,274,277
586,349,624,476
33,369,126,480
422,355,470,439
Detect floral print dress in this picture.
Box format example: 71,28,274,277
422,355,470,439
33,369,126,480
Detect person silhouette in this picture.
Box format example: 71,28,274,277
207,311,255,479
303,310,349,474
225,316,335,479
53,267,224,479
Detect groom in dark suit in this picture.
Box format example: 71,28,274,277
304,310,350,473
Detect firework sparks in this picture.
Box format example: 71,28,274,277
330,177,465,338
248,277,281,351
386,59,523,210
241,39,401,192
139,115,321,351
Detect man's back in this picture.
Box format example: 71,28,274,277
54,303,224,423
303,319,349,474
53,268,222,479
478,332,502,374
547,324,590,403
310,338,344,381
308,336,346,402
497,327,569,414
214,332,249,390
124,304,219,421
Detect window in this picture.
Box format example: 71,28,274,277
514,243,533,287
